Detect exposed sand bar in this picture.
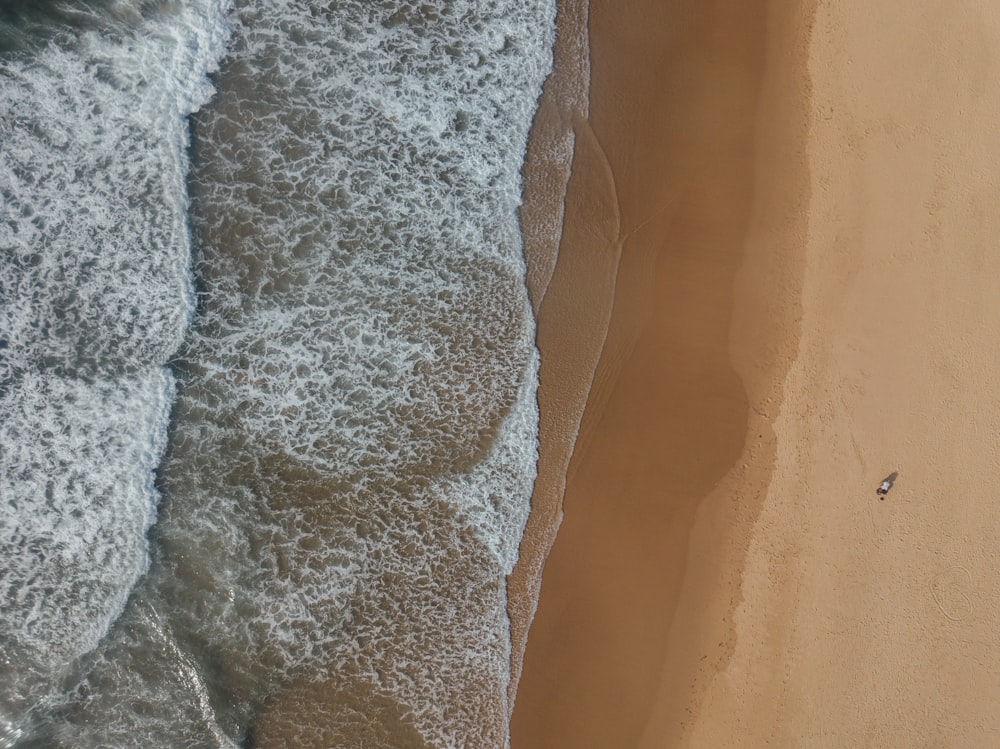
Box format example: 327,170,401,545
511,0,811,745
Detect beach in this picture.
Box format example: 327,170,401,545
512,0,1000,745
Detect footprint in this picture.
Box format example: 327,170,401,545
931,565,973,622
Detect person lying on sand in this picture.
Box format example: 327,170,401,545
876,472,898,499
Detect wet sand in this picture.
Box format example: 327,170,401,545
513,0,1000,745
507,0,608,709
511,0,810,743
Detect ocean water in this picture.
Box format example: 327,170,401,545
0,0,556,746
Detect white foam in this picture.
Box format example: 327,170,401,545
0,0,229,377
184,0,556,491
0,369,172,708
0,0,231,735
164,1,556,745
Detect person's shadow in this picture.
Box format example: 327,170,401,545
882,471,899,487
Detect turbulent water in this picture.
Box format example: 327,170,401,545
0,0,555,745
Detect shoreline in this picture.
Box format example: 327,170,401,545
507,0,601,711
510,0,811,744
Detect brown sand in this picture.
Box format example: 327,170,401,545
514,0,1000,746
685,1,1000,745
511,0,809,745
507,0,616,710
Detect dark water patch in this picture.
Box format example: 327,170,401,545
0,0,146,54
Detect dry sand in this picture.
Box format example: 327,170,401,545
513,0,1000,746
687,2,1000,745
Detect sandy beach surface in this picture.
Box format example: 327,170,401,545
512,0,1000,746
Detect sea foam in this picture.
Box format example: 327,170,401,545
0,0,230,738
